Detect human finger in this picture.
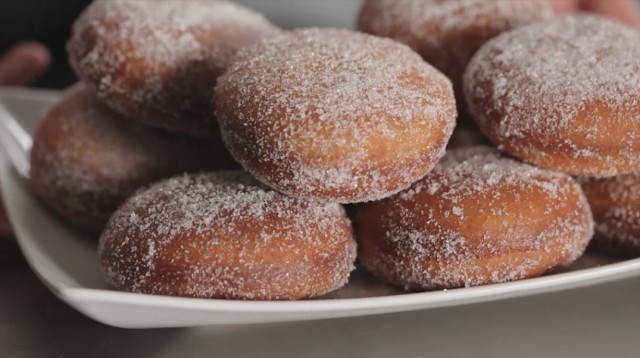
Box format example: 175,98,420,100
580,0,640,27
0,42,50,86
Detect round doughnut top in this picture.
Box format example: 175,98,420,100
359,0,552,50
380,146,591,260
68,0,280,136
400,146,583,217
466,15,640,131
71,0,278,72
464,15,640,175
218,28,453,135
216,28,456,202
103,172,348,241
100,172,355,299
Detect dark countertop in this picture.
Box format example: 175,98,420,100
1,238,639,358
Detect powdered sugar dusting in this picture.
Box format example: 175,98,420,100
99,171,357,300
358,0,552,101
464,15,640,176
580,173,640,252
355,146,594,290
29,84,230,232
215,28,456,203
68,0,280,137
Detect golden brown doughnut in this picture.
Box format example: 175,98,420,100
358,0,552,115
99,171,356,300
353,146,593,290
29,84,234,232
67,0,280,137
215,28,456,203
580,173,640,257
464,15,640,177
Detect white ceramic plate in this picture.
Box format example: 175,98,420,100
2,88,640,329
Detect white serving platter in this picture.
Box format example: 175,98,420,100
1,88,639,329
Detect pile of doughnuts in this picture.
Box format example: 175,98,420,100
462,14,640,260
30,84,237,232
359,0,553,117
25,0,640,300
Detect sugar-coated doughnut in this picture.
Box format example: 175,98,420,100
99,172,357,300
358,0,552,115
464,15,640,177
29,84,234,232
580,173,640,257
215,28,456,203
67,0,280,137
353,146,593,290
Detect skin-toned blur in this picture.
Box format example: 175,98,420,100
550,0,640,26
0,42,50,86
0,0,638,238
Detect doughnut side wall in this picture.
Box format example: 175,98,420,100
99,172,358,300
215,28,457,203
353,147,594,290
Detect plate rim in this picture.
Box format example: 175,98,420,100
56,257,640,311
3,87,640,325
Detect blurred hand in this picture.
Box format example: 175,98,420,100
550,0,640,26
0,42,50,86
0,42,49,238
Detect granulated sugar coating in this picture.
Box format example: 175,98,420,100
358,0,552,111
68,0,280,138
353,146,594,290
29,84,230,233
464,15,640,177
215,28,456,203
580,173,640,257
99,171,357,300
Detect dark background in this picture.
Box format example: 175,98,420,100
0,0,91,88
